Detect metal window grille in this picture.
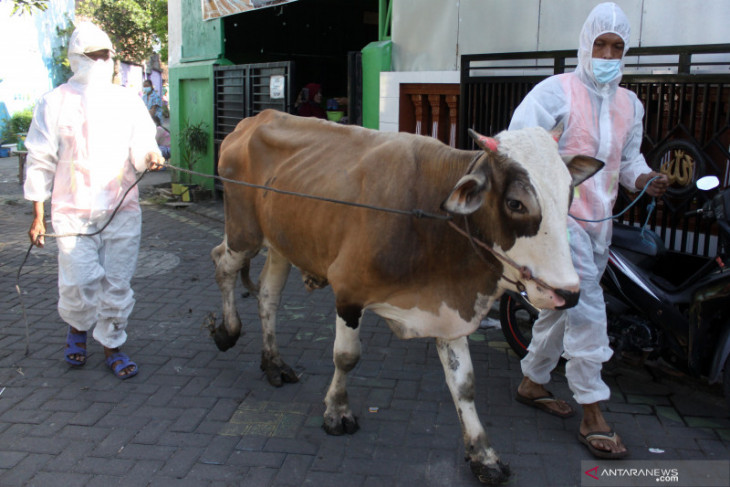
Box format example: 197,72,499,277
213,61,294,190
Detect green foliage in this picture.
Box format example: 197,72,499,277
148,0,168,62
51,17,75,87
10,0,49,16
180,122,208,171
76,0,168,64
1,108,33,144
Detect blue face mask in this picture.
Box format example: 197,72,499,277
592,58,622,84
143,86,152,94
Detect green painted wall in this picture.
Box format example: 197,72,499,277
361,40,392,130
181,0,225,62
169,0,228,190
169,60,231,190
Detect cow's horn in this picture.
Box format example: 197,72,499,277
468,128,499,152
549,122,564,142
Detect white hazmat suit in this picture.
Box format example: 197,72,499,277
24,22,160,349
508,3,653,404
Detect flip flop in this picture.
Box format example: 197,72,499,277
578,430,629,459
105,352,138,380
64,328,87,366
515,391,575,418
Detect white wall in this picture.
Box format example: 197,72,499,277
391,0,460,71
393,0,730,72
168,0,182,66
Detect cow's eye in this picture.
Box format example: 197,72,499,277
506,199,525,213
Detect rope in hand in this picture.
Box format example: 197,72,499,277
569,175,661,223
569,175,662,250
15,169,149,356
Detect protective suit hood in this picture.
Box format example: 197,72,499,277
68,22,115,88
576,2,631,90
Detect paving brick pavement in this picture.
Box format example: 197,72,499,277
1,156,729,486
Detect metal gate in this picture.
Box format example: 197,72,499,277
213,61,294,189
460,44,730,257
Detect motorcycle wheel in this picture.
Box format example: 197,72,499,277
499,291,539,358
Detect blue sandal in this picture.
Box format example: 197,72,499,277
64,328,87,366
105,352,138,380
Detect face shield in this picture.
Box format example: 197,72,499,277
576,2,631,86
68,22,115,87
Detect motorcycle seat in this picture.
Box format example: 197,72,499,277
611,223,666,258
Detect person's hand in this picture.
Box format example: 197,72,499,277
145,151,166,171
637,171,669,198
29,217,45,248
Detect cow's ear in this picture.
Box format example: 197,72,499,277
442,173,488,215
468,128,499,153
563,155,604,186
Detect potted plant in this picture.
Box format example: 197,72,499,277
173,121,211,202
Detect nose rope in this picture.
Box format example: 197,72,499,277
447,218,560,298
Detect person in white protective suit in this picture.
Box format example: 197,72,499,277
24,22,165,380
508,3,668,458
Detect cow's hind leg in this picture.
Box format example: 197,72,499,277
239,258,259,297
322,311,362,435
211,236,256,351
258,248,298,386
436,337,510,485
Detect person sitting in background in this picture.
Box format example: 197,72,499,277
296,83,326,119
153,115,170,161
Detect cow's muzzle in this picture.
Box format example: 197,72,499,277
554,289,580,310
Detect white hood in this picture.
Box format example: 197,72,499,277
67,22,115,88
575,2,631,91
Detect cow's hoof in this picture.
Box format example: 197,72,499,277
260,358,299,387
213,325,240,351
322,415,359,436
470,460,510,485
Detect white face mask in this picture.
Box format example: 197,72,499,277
71,56,114,86
591,58,622,84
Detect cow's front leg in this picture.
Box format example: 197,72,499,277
323,312,361,435
258,248,298,386
211,237,250,351
436,337,510,485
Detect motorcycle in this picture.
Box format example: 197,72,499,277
499,176,730,407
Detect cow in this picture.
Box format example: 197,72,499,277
210,109,602,485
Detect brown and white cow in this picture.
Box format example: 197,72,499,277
210,109,602,485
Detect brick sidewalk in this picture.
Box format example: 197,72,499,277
1,160,728,486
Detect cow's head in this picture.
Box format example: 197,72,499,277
442,126,603,310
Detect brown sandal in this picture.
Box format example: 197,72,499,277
515,391,575,418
